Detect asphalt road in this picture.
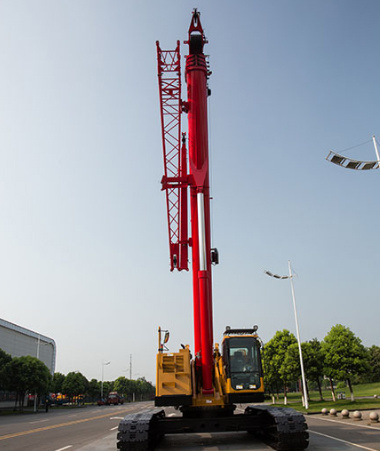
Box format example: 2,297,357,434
0,402,152,450
0,402,379,450
306,413,380,451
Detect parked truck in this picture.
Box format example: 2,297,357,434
106,392,124,405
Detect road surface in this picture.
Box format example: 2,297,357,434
0,402,379,450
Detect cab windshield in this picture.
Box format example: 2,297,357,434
227,337,261,389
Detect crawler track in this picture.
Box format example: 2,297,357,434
245,405,309,450
117,406,308,451
117,409,165,451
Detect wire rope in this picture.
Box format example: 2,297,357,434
207,73,215,249
336,139,372,157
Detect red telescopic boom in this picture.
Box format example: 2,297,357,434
185,11,214,393
157,9,214,394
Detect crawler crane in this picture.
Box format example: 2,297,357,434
117,10,309,450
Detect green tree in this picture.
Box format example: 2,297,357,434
2,356,51,410
135,377,155,401
62,372,88,402
367,346,380,383
263,330,297,404
262,347,281,402
87,378,100,401
114,376,130,397
51,372,65,394
0,348,12,390
322,324,369,401
281,343,302,397
302,339,324,401
101,380,114,398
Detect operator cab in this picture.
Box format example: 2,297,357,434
222,326,265,403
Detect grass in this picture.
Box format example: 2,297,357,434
269,382,380,414
343,382,380,397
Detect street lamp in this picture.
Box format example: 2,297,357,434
265,261,309,410
34,335,49,412
33,335,41,413
101,361,110,399
326,135,380,171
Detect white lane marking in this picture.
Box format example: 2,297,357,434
54,446,73,451
312,415,380,431
110,417,124,420
29,419,49,424
110,426,118,431
310,430,378,451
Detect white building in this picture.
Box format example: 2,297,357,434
0,318,56,374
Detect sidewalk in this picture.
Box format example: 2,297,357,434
313,408,380,428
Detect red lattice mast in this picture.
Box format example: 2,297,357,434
156,41,188,271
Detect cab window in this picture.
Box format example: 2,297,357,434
228,337,259,373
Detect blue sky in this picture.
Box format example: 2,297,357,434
0,1,379,384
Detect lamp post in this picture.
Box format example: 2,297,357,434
33,335,41,412
101,361,110,399
265,261,309,409
326,135,380,171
